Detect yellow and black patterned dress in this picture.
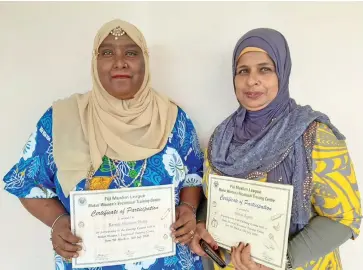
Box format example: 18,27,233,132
202,123,361,270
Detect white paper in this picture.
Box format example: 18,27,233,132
207,175,293,270
69,185,176,268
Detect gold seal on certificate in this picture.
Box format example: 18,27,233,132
207,175,293,270
69,185,176,268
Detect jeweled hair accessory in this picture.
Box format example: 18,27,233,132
110,26,126,40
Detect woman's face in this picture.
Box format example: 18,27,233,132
234,51,279,111
97,34,145,100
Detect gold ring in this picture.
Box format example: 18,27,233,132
62,257,72,263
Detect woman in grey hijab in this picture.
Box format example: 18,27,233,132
190,28,361,270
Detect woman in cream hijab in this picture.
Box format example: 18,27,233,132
3,19,204,270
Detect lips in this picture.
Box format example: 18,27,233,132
111,74,131,79
245,92,263,99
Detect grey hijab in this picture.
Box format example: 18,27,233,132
208,28,344,234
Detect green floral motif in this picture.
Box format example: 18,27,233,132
100,156,115,173
129,169,138,179
134,180,142,187
98,157,143,187
128,161,136,168
127,160,139,179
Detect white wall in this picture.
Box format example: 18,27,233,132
0,2,362,269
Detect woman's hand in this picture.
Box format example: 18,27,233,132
51,214,83,260
231,243,271,270
171,204,197,245
189,221,218,256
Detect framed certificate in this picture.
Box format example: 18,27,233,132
207,175,293,270
70,185,176,268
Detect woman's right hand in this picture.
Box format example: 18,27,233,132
51,214,83,260
189,221,218,256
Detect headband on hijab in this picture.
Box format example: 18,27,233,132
237,47,267,61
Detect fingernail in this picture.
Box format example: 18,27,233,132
78,247,82,251
73,254,78,258
245,243,249,247
213,245,218,250
78,240,82,243
238,242,244,247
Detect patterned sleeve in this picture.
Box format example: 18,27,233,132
202,149,212,199
2,107,57,199
311,123,362,239
173,108,204,188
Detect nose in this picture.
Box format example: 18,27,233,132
246,72,260,87
113,54,127,69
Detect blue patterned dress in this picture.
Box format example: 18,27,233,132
3,106,204,270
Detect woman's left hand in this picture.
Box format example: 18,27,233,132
170,204,196,245
231,243,272,270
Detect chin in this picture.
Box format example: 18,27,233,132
243,102,269,111
104,88,132,99
113,88,131,95
115,93,134,100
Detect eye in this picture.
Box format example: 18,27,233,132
125,51,138,57
100,49,114,57
260,67,272,72
237,68,248,75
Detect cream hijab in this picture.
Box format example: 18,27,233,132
53,19,178,197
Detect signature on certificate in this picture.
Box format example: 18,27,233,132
262,251,273,262
154,245,166,252
95,253,109,261
161,208,171,220
125,250,135,257
270,213,284,221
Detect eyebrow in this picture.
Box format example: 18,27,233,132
99,43,140,49
237,62,274,68
257,62,274,66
